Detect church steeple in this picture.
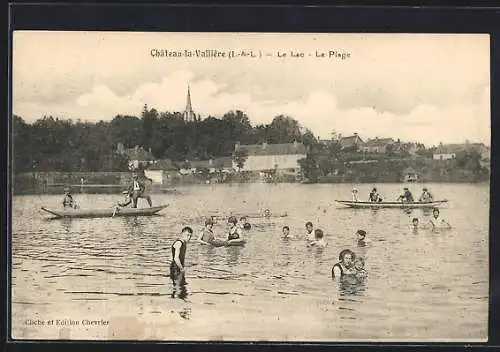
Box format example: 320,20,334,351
183,84,196,122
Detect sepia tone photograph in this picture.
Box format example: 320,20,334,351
10,31,490,341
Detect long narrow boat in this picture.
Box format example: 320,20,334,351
41,204,169,219
335,200,448,209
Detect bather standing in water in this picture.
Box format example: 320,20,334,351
170,226,193,299
305,221,315,241
197,218,219,244
429,208,452,232
332,249,357,278
227,216,241,240
308,229,328,248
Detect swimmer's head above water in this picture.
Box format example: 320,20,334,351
339,249,356,268
282,226,290,236
432,208,440,218
228,216,238,225
314,229,324,240
412,217,419,227
356,229,366,240
305,221,313,233
354,257,365,270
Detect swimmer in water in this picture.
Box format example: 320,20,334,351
428,208,451,232
357,229,367,247
332,249,357,278
308,229,327,248
282,225,293,239
239,217,248,230
197,218,218,244
354,257,367,279
263,209,271,218
305,221,315,241
243,223,252,231
411,217,419,232
227,216,241,240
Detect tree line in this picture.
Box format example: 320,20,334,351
12,106,319,173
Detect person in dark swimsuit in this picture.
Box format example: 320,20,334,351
332,249,356,279
227,216,241,240
169,227,193,295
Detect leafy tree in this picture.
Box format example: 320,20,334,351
233,148,248,172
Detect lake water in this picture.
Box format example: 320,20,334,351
10,183,489,341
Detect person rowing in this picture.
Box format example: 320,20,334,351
418,188,434,202
62,187,78,209
130,173,153,208
397,187,414,203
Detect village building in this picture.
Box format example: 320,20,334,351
144,158,179,185
402,166,420,183
178,157,235,175
116,143,155,170
339,133,365,151
362,137,395,153
433,142,490,161
232,141,307,175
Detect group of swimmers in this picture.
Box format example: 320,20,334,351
353,187,434,203
168,204,452,294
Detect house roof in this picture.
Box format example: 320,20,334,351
434,143,467,154
340,135,364,149
235,142,307,156
364,138,395,147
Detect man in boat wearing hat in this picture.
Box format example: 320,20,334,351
130,173,146,208
397,187,414,203
62,187,78,209
418,187,434,202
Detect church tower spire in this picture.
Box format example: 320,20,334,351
183,84,196,122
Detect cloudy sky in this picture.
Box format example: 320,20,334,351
13,31,490,146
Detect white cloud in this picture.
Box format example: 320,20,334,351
27,71,486,146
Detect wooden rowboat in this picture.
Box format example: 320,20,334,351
335,200,448,209
41,204,169,219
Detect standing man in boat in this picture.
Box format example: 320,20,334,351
418,188,434,202
170,226,193,299
352,188,359,202
62,187,78,209
130,173,153,208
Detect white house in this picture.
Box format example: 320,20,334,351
232,141,307,173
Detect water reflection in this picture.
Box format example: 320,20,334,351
226,247,241,266
171,272,188,300
338,275,367,297
61,218,73,233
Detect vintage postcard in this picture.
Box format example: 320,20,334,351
10,31,490,341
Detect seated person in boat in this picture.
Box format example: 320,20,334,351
227,216,242,240
428,208,452,231
354,257,367,279
397,187,414,203
117,190,133,207
332,249,357,278
308,229,327,248
282,225,294,239
62,187,77,209
352,188,359,202
418,187,433,202
305,221,315,241
369,188,383,202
